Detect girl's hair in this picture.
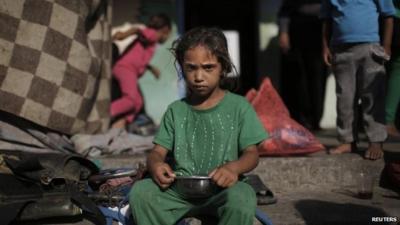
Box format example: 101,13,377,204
171,27,239,91
146,13,172,30
132,13,171,48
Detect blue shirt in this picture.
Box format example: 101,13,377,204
320,0,395,45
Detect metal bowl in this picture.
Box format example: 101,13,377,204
173,176,220,198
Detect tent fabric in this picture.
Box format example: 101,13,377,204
0,0,112,135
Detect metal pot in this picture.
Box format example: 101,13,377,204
173,176,220,198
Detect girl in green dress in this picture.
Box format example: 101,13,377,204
129,27,268,225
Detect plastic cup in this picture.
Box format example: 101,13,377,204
357,172,374,199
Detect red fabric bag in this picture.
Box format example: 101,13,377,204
247,78,325,156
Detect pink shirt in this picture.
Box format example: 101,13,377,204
113,27,157,77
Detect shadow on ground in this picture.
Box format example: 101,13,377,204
294,200,388,225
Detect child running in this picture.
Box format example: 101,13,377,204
129,27,268,225
111,13,171,128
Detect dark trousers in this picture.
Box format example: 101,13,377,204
280,49,327,130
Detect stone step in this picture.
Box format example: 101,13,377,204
253,152,384,193
95,151,384,193
95,129,399,193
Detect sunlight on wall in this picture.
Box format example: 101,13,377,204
320,74,337,129
259,22,278,51
139,25,180,124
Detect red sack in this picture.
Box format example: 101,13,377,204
248,78,325,156
245,88,258,103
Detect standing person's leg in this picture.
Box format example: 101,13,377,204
129,178,192,225
295,50,314,129
110,66,143,126
361,43,387,159
385,51,400,137
304,50,327,130
330,45,358,154
199,181,256,225
280,52,303,123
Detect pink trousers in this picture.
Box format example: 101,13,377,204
110,66,143,123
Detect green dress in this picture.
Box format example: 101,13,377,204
130,91,268,225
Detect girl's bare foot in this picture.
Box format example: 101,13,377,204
365,142,384,160
329,143,353,154
387,124,400,137
111,118,127,129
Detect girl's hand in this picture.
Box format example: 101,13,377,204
209,164,238,188
112,31,125,41
151,162,176,189
278,32,291,54
148,65,161,79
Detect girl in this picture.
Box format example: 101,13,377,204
110,13,171,128
129,27,268,225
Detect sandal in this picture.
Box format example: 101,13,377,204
245,174,277,205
